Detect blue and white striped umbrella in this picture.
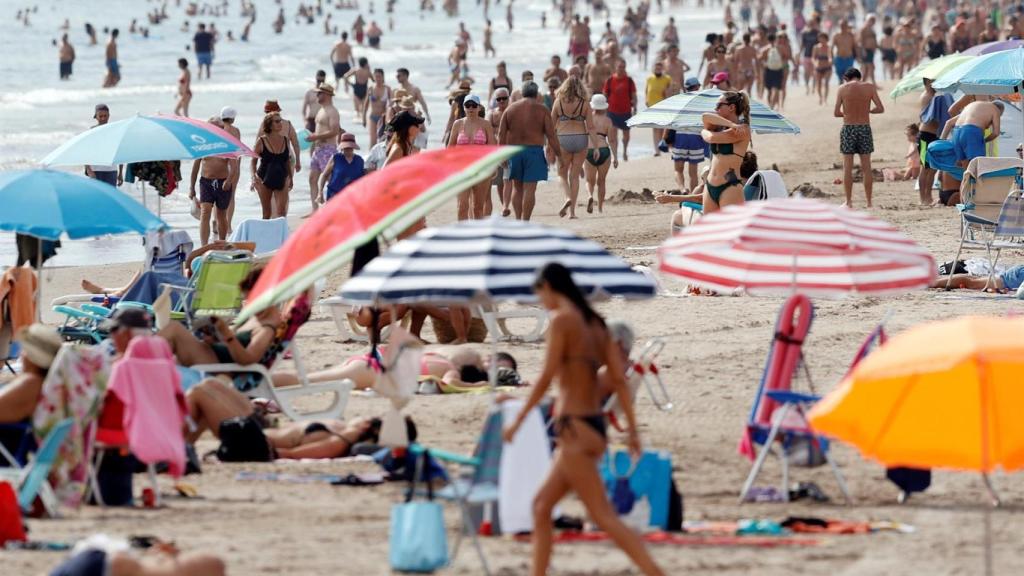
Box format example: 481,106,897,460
933,47,1024,95
340,217,656,306
626,88,800,134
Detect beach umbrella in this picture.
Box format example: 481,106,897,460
0,169,167,318
657,198,934,297
932,47,1024,95
962,39,1024,55
889,53,975,99
340,216,656,305
808,316,1024,505
235,145,520,324
40,114,254,167
626,88,800,134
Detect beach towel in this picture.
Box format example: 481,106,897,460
0,267,36,334
513,530,820,548
499,400,554,534
228,218,289,255
109,336,188,477
120,271,188,306
32,345,109,508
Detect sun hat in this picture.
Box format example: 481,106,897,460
463,94,482,107
264,99,282,113
317,84,336,97
99,307,153,332
220,106,237,120
339,132,360,150
389,110,425,131
590,93,609,110
684,76,701,90
711,71,730,84
16,324,62,370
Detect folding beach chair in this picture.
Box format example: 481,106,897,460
475,304,548,343
605,338,674,426
737,294,850,504
0,418,74,516
945,158,1024,289
165,249,253,327
190,293,352,421
318,298,412,343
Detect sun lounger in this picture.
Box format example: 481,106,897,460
0,418,74,516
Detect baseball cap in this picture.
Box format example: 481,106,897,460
99,307,153,332
93,103,109,118
711,72,729,85
220,106,237,120
684,77,701,90
463,94,482,107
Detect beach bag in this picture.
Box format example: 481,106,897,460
0,481,26,544
937,260,967,276
785,437,826,468
88,448,136,506
216,416,272,462
389,451,448,572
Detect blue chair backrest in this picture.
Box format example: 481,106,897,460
18,418,73,510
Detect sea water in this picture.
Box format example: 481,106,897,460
0,0,754,267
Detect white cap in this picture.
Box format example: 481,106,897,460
220,106,237,120
464,94,482,107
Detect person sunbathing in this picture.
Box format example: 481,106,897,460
48,534,224,576
185,376,416,459
0,325,62,458
932,264,1024,293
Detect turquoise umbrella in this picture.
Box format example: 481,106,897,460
933,47,1024,95
626,88,800,134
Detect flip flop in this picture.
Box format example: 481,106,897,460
558,200,571,218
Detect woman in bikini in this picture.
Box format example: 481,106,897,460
488,61,513,107
504,262,665,576
364,68,391,147
446,94,494,220
812,32,831,106
584,93,615,214
174,58,191,117
250,112,292,219
703,44,732,88
385,111,428,240
700,91,751,214
344,57,372,125
551,75,593,219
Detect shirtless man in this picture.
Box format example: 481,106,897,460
58,33,75,80
330,32,355,91
497,81,560,221
585,48,611,96
569,15,590,60
733,33,758,93
302,70,328,134
457,21,473,50
834,68,884,207
544,54,568,83
941,99,1004,169
831,20,857,83
395,68,431,124
661,17,679,46
306,84,342,216
661,44,690,95
104,29,120,88
489,87,512,214
858,14,878,84
189,118,236,245
218,106,242,230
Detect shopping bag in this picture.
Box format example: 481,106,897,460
389,451,448,572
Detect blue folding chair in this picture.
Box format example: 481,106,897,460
0,418,74,516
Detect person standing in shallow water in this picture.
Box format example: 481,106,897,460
58,33,75,80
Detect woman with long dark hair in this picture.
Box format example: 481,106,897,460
503,263,665,576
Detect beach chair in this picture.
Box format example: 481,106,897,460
737,294,850,504
228,217,289,256
190,293,352,422
0,418,74,516
945,158,1024,289
475,304,548,343
605,338,674,426
164,249,253,327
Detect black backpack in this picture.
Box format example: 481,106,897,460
216,416,273,462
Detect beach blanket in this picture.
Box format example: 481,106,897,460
236,471,385,485
32,345,109,508
513,531,820,548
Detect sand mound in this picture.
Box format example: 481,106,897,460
609,188,659,204
793,182,830,198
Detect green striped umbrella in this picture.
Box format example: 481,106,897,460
889,53,975,99
626,89,800,134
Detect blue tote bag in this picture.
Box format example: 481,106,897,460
389,450,449,573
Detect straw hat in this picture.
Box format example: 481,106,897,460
317,84,336,97
17,324,62,370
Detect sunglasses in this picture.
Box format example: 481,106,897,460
496,97,509,101
715,102,728,109
464,102,480,108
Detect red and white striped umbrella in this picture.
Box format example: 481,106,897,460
658,198,935,297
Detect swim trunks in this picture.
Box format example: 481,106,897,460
1001,265,1024,290
49,548,106,576
59,61,72,79
833,55,854,80
311,144,335,172
859,48,875,64
839,124,874,155
951,124,986,163
353,82,368,100
671,132,707,164
763,68,784,90
369,36,381,48
196,51,213,67
508,145,547,183
918,130,938,168
607,111,631,131
106,58,120,78
199,177,230,210
333,61,351,79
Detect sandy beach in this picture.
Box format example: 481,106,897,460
7,77,1023,576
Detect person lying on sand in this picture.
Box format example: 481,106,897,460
185,376,416,459
48,534,224,576
932,264,1024,294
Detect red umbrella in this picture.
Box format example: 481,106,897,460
235,145,519,323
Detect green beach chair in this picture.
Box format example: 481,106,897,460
165,250,253,326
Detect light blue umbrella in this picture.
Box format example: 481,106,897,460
932,47,1024,95
40,114,254,167
626,88,800,134
0,169,166,240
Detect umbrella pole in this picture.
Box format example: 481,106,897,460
981,473,1000,507
35,237,43,322
479,304,497,392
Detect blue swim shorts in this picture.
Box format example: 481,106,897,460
671,132,707,164
951,124,986,163
1000,265,1024,290
833,56,854,80
106,58,119,77
197,52,213,66
508,145,548,183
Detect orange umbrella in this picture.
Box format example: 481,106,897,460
809,316,1024,478
235,145,519,324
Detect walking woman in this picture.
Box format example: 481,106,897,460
446,94,494,219
551,75,592,219
385,111,427,239
364,68,391,147
175,58,192,116
344,57,372,125
251,112,293,219
584,93,615,213
504,263,665,576
700,91,751,214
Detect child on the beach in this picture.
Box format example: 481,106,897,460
903,123,921,180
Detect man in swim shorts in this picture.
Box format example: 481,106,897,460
941,99,1004,167
330,32,355,91
671,77,708,192
835,67,884,208
498,81,560,221
193,22,215,79
189,118,236,245
103,28,120,88
831,20,857,83
602,60,636,163
306,84,342,215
